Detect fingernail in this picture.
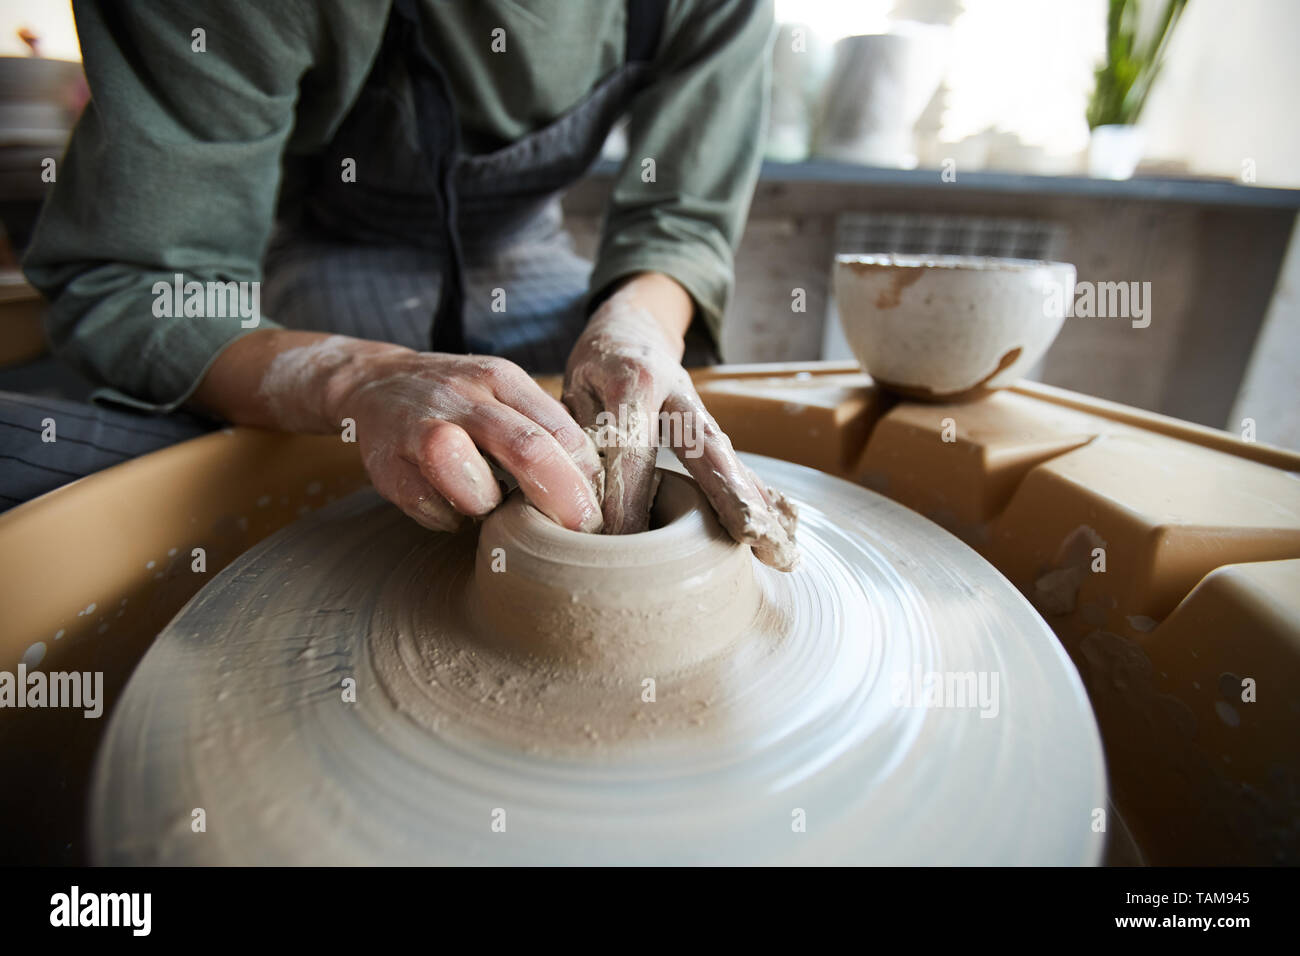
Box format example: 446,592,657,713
474,489,501,515
416,497,462,533
578,503,604,533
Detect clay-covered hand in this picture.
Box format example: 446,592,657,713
333,347,605,533
563,278,799,571
252,336,604,534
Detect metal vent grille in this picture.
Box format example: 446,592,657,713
833,211,1066,261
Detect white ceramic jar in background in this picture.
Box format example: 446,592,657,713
833,254,1076,399
812,29,947,168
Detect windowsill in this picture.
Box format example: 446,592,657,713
587,158,1300,210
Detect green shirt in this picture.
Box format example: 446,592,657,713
23,0,773,411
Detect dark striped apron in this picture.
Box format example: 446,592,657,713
298,0,668,355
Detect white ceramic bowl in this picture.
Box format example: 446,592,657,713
833,254,1076,399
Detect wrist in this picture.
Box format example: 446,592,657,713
315,338,414,427
198,330,412,433
590,272,692,358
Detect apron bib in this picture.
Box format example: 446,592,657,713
299,0,666,354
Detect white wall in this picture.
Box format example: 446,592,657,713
1231,223,1300,449
0,0,79,60
1139,0,1300,187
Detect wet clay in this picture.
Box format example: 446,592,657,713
473,472,760,674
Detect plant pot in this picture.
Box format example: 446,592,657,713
1088,124,1145,180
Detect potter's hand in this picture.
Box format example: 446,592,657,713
329,347,605,533
194,331,603,534
563,274,798,571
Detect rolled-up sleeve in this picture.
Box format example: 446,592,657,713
589,0,774,343
21,1,335,411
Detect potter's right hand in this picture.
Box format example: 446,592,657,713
563,275,799,571
193,331,604,534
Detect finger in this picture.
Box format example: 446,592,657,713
479,358,603,489
461,402,604,532
560,381,607,504
407,419,502,517
665,392,799,571
745,464,799,542
561,378,601,430
365,450,463,533
593,388,659,534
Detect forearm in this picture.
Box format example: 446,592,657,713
596,0,772,342
191,329,410,433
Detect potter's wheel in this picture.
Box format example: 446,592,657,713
91,455,1105,864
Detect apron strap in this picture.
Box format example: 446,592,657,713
625,0,667,64
395,0,669,355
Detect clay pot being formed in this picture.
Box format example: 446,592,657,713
833,254,1076,400
471,470,760,675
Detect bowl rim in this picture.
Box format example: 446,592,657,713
835,253,1073,272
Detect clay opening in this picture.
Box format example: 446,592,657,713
514,470,698,537
645,472,696,532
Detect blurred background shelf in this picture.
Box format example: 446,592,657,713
592,157,1300,209
567,164,1300,449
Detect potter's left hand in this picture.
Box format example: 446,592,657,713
563,273,798,571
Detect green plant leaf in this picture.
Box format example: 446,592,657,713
1087,0,1188,129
